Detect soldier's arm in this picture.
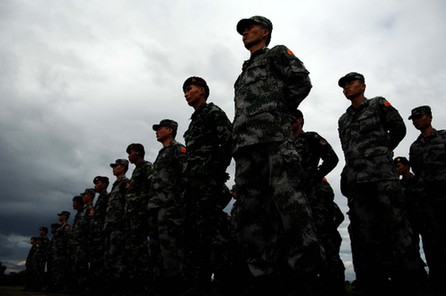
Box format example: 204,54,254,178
271,45,312,110
379,97,406,150
315,133,339,180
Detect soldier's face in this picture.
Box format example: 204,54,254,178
128,150,140,164
155,126,171,142
184,84,206,109
342,80,365,100
242,24,268,49
94,181,106,192
112,164,125,176
411,114,432,131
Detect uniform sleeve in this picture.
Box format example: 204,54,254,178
378,97,406,150
315,133,339,180
270,45,312,110
213,109,233,172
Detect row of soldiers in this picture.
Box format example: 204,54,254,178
23,14,446,296
23,77,346,296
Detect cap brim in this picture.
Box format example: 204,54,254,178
110,163,117,168
237,19,256,35
152,124,160,131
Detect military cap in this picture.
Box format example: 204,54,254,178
408,105,432,120
57,210,70,217
394,156,409,166
182,76,210,97
110,159,129,168
152,119,178,133
126,143,145,155
39,226,48,232
80,188,95,196
338,72,365,87
93,176,109,185
237,16,273,35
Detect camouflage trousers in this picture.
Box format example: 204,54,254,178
182,180,232,287
233,141,322,277
345,180,424,289
104,229,126,280
147,206,185,278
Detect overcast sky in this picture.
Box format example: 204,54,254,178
1,0,445,280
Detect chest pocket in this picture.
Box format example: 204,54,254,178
358,111,381,134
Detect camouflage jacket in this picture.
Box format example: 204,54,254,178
294,131,339,183
410,129,446,190
125,160,153,228
183,102,232,181
52,222,71,258
72,205,94,248
338,97,406,183
149,140,186,209
233,45,312,153
104,176,128,231
91,192,108,236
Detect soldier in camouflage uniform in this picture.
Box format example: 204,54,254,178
148,119,187,295
290,109,346,296
37,226,50,290
25,236,39,291
233,16,321,295
408,106,446,294
71,192,92,294
90,176,109,294
338,72,424,295
45,222,61,291
125,143,153,294
49,211,71,293
182,76,233,295
104,159,129,295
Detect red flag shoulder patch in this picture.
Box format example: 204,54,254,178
287,49,295,56
383,100,392,107
181,147,186,154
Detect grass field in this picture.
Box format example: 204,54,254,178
0,286,24,296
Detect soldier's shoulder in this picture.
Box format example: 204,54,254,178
268,45,304,62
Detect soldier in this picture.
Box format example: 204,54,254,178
233,16,321,295
182,76,233,295
104,159,129,295
125,143,153,294
37,226,50,290
71,193,89,294
90,176,109,294
148,119,187,295
49,211,71,293
290,109,345,296
408,105,446,294
45,223,61,291
337,72,424,295
24,236,39,291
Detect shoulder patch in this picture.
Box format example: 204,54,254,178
383,100,392,107
287,49,295,56
181,147,187,154
64,225,70,231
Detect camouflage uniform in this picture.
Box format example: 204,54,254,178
50,222,71,292
104,175,128,289
25,238,39,291
233,44,321,285
148,139,186,289
294,131,346,295
183,101,233,291
409,128,446,291
338,97,423,293
90,190,108,291
125,159,153,288
71,204,94,293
